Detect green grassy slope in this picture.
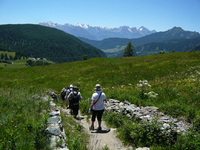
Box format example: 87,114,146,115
0,51,200,116
0,51,200,149
0,24,106,63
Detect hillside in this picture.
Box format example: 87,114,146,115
0,24,106,63
115,37,200,57
135,37,200,56
79,27,200,57
0,51,200,149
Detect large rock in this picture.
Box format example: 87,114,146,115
46,126,61,136
47,116,61,124
49,109,61,116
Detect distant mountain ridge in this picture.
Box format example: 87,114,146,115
78,27,200,57
79,27,200,49
0,24,106,63
39,21,156,40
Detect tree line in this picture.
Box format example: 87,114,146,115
26,59,52,67
0,52,27,61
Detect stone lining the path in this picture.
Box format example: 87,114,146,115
42,93,69,150
106,99,191,133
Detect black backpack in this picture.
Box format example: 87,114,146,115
71,90,79,103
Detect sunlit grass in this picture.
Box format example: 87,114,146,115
0,51,200,149
0,86,50,149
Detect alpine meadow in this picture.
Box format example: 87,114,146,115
1,0,200,149
0,51,200,149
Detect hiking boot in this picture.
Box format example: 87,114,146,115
89,125,94,130
97,126,102,131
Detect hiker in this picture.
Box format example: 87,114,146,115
89,84,107,131
61,84,73,108
67,86,82,118
61,87,67,101
64,84,73,108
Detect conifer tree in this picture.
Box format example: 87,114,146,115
4,54,9,60
82,54,88,60
0,53,4,60
123,41,135,57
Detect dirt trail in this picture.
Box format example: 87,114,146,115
60,107,132,150
77,114,131,150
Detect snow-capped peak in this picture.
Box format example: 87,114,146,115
128,28,133,33
39,21,156,40
76,23,88,29
42,21,57,27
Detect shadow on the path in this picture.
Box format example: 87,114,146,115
91,129,110,134
74,116,85,120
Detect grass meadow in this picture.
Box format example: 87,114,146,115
0,51,200,149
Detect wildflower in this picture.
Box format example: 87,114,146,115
137,80,151,87
137,84,143,87
196,70,200,75
11,121,13,123
147,91,158,98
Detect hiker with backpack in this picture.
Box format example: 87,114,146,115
61,84,73,108
89,84,107,131
67,86,82,118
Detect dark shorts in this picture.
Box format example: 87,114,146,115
91,109,104,121
71,104,79,116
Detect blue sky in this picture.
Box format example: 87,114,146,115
0,0,200,33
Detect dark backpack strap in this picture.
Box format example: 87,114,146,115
94,92,102,105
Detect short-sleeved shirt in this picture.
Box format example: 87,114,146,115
92,91,106,110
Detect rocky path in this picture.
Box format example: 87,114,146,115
46,92,132,150
47,92,189,150
77,114,132,150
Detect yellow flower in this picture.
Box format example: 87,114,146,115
11,121,13,123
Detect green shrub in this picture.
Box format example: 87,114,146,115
117,119,177,147
104,111,126,128
174,131,200,150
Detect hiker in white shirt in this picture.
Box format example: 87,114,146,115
89,84,107,131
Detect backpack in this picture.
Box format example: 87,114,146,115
61,88,66,100
71,90,80,104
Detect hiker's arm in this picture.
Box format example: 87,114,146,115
90,100,95,110
79,93,82,101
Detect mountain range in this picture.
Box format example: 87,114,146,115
39,21,156,40
79,27,200,57
0,23,199,62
